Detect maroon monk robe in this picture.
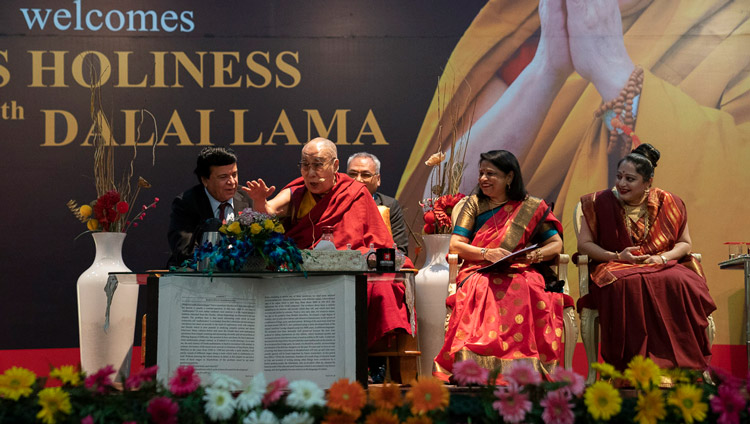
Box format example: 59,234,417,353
282,173,414,347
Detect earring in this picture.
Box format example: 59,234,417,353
506,181,511,190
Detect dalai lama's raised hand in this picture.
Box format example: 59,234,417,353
243,179,276,212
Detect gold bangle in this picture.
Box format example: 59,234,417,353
530,248,543,263
614,250,620,260
660,255,668,264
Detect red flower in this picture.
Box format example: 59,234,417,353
168,365,200,396
433,193,465,228
423,223,435,234
147,396,179,424
116,201,129,214
84,364,115,394
423,210,436,225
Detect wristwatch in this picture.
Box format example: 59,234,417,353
660,255,668,264
480,248,487,259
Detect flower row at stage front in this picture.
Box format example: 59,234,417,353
0,356,747,424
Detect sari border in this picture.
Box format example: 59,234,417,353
501,196,543,251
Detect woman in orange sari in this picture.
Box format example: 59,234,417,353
434,150,565,382
577,143,716,370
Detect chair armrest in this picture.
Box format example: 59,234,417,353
556,254,570,295
574,254,590,297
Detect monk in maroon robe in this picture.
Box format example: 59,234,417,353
244,138,413,347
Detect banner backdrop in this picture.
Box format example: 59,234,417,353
1,0,748,375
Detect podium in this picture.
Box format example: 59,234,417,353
137,271,414,388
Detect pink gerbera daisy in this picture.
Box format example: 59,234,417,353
262,377,289,407
541,389,575,424
710,384,746,424
452,359,489,386
551,367,585,397
125,365,159,390
147,396,179,424
168,365,201,396
504,361,542,386
492,383,532,423
84,365,116,394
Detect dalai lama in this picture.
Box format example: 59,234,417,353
243,137,413,349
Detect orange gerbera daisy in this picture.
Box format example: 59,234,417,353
405,416,434,424
405,377,450,414
322,411,357,424
369,383,403,409
327,378,366,417
364,409,400,424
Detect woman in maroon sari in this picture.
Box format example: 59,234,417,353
577,143,716,370
434,150,565,382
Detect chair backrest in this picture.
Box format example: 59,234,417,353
573,201,583,237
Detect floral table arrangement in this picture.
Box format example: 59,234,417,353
1,356,745,424
182,208,304,273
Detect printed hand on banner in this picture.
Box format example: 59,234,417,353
537,0,574,78
565,0,635,100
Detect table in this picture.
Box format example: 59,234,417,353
719,255,750,371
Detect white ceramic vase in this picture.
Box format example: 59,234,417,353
77,232,139,378
414,233,452,377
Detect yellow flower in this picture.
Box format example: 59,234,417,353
264,219,275,231
592,362,623,380
86,219,99,231
667,384,707,424
624,355,661,389
250,223,263,235
274,223,285,233
36,387,72,424
0,366,36,400
662,367,690,384
635,388,666,424
424,152,445,167
79,204,92,218
405,377,449,414
219,224,228,234
227,221,242,235
49,365,81,387
584,380,622,421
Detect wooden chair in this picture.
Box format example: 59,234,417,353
572,201,716,385
368,207,420,383
447,253,577,370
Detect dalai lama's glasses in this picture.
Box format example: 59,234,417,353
347,170,378,181
298,158,335,172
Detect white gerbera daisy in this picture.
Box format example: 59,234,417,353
285,380,325,409
243,409,279,424
237,373,267,411
281,411,314,424
203,387,236,421
210,372,243,391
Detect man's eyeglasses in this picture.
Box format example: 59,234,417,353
298,158,335,172
347,170,378,181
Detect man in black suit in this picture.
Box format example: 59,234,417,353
346,152,408,255
167,147,251,267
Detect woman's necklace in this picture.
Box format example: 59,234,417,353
620,199,650,241
489,198,509,233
